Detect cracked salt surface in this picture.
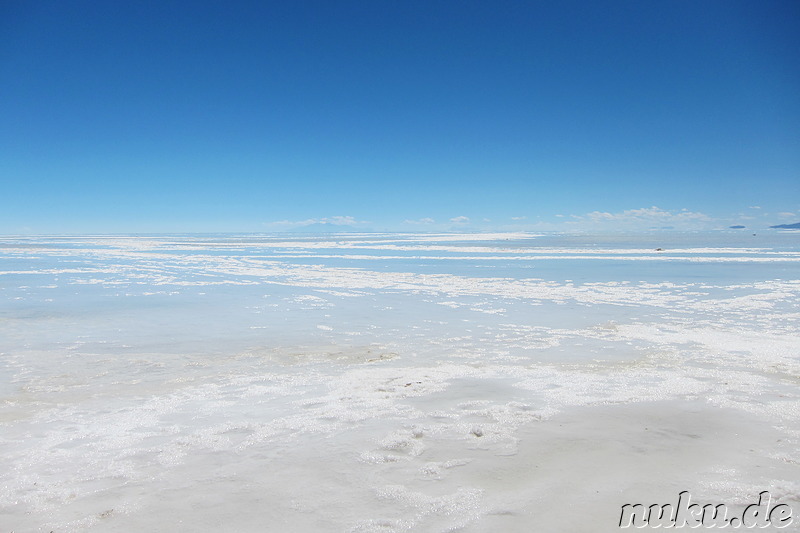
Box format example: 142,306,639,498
0,232,798,532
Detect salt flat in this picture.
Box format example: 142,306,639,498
1,232,798,532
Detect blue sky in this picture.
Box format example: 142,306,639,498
1,0,798,233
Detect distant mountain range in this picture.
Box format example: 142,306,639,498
770,222,800,229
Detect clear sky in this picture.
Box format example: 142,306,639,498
1,0,798,233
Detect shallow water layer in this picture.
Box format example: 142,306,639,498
1,232,799,532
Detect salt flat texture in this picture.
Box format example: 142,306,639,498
0,232,799,532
